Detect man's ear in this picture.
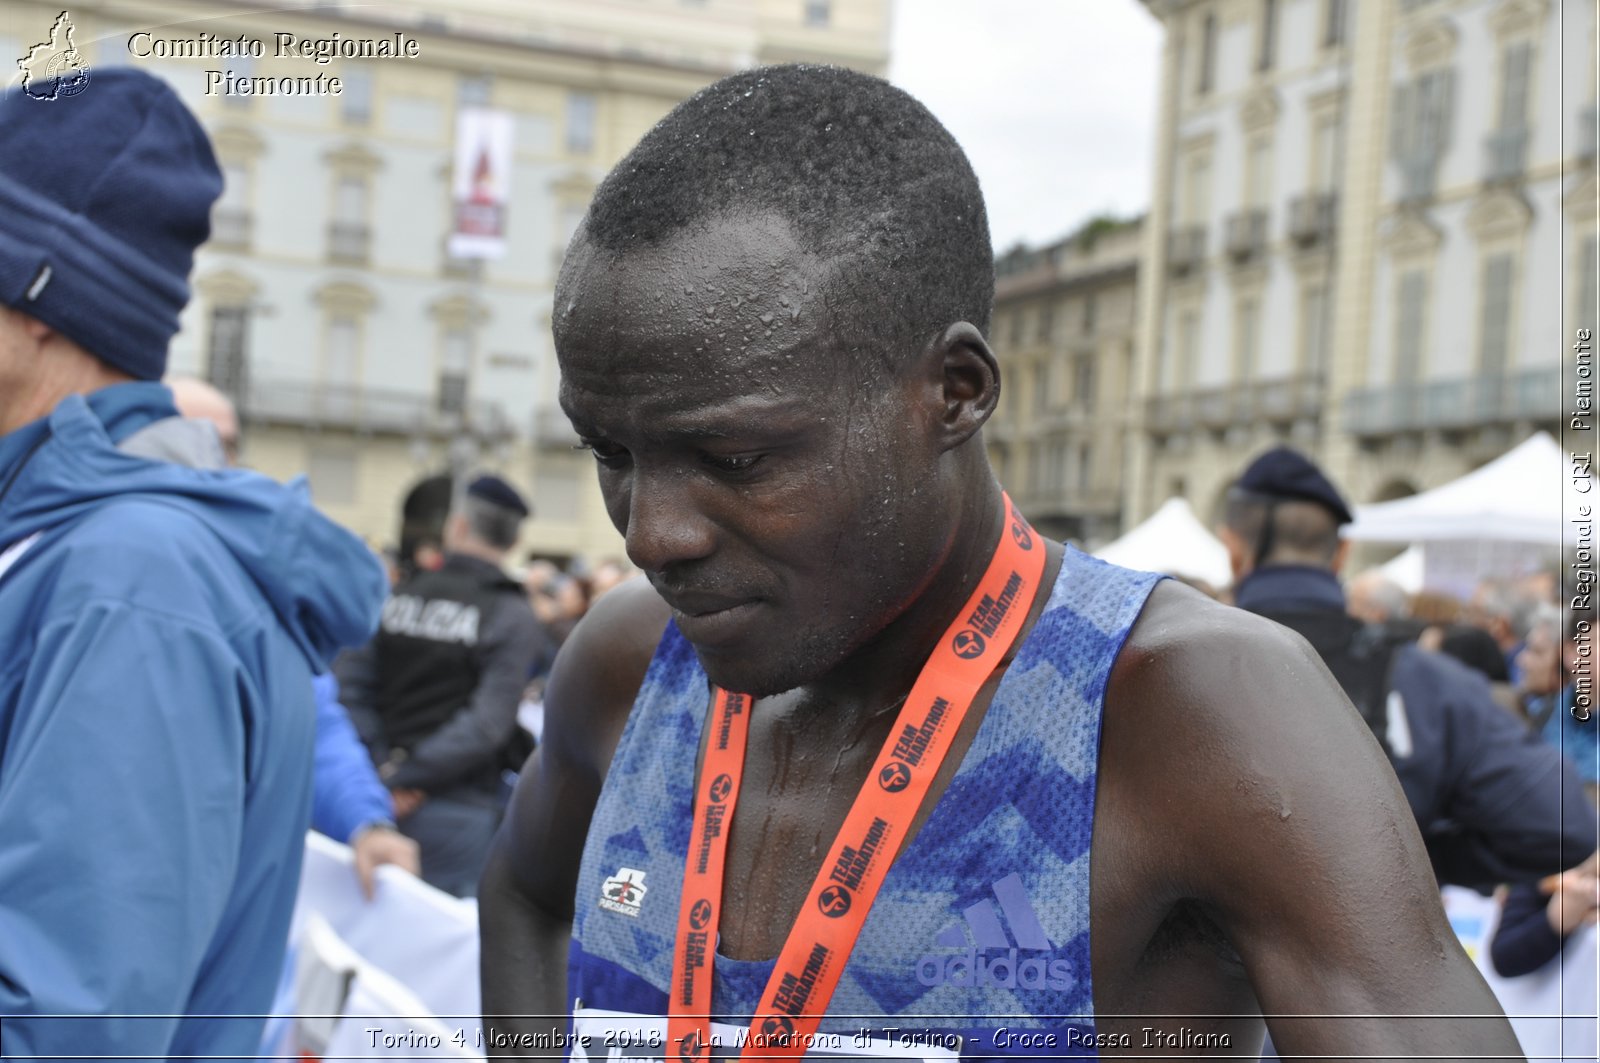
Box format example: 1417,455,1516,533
1217,523,1252,583
1330,538,1351,575
923,321,998,451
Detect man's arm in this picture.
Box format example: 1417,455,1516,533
479,579,668,1056
385,599,542,793
1109,586,1523,1056
332,638,387,756
310,673,419,898
0,602,251,1056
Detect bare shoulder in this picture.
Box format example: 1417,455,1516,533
542,575,672,779
1101,579,1416,897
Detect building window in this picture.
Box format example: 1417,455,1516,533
1235,297,1261,381
1477,253,1514,377
1076,444,1092,495
1323,0,1347,47
212,163,253,249
1300,284,1329,375
1082,294,1097,333
1175,309,1200,392
1485,41,1533,181
567,91,597,154
1074,356,1095,411
1392,69,1455,201
804,0,831,28
1196,12,1219,96
1033,360,1050,415
1257,0,1279,72
1197,11,1218,95
207,306,250,405
459,75,493,107
1246,138,1272,208
439,328,473,416
1011,312,1026,348
1311,116,1340,192
342,65,373,124
1183,154,1211,224
1393,270,1429,385
1037,304,1054,342
329,178,370,264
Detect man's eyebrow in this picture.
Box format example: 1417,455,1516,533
568,396,816,442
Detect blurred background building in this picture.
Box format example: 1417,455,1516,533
0,0,889,561
1117,0,1594,542
989,216,1142,545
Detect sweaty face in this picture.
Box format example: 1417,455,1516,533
555,215,950,696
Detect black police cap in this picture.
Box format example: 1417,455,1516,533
1236,446,1354,525
466,474,530,518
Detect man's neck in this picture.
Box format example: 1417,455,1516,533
0,348,134,436
763,479,1018,740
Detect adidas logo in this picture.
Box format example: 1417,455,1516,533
914,873,1073,992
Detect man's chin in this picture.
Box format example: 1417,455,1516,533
691,645,814,699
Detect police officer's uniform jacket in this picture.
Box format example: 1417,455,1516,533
341,553,544,805
1237,564,1596,891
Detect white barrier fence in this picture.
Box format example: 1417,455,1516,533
263,837,1598,1061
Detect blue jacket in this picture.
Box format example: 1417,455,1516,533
1238,566,1597,891
312,672,393,843
0,384,386,1057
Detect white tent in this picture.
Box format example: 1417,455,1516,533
1344,432,1579,546
1375,544,1425,593
1094,497,1233,588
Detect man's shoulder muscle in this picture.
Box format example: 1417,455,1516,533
1101,580,1409,885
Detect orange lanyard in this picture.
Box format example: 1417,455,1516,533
668,495,1046,1060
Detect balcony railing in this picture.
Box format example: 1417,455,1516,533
1145,392,1197,431
211,208,252,251
1287,193,1337,247
1168,226,1206,276
1224,210,1269,263
1341,367,1560,435
244,380,511,439
1397,153,1440,205
327,222,371,265
1483,127,1529,184
1146,375,1325,432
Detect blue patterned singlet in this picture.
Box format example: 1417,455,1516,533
568,546,1162,1060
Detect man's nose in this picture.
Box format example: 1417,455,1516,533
618,468,716,573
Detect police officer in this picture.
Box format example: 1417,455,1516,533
337,474,548,897
1218,447,1596,891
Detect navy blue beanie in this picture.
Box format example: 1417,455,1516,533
0,68,222,380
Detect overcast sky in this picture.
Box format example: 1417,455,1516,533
888,0,1163,253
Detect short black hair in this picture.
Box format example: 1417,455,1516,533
569,63,993,365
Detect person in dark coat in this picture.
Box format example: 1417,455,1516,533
1218,447,1596,892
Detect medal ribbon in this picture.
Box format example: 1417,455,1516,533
667,495,1045,1060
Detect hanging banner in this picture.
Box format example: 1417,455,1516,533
449,107,514,260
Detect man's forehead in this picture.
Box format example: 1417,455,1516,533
559,214,816,327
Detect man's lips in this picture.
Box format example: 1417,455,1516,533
656,588,754,617
653,587,763,645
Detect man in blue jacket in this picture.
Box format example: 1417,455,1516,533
0,69,387,1056
169,375,420,897
1219,447,1596,891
